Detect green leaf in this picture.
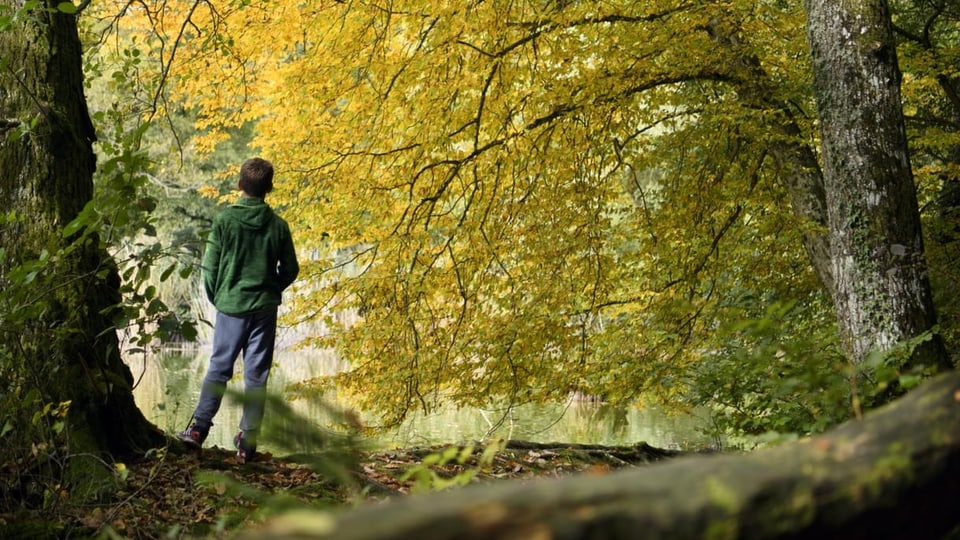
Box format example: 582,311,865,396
138,197,157,212
146,298,166,316
456,444,474,464
62,202,97,238
899,374,922,390
56,2,77,14
159,263,176,282
440,445,460,463
181,322,199,342
21,1,41,14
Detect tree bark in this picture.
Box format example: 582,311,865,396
803,0,950,372
0,0,163,497
254,371,960,539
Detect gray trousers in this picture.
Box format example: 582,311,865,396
192,308,277,435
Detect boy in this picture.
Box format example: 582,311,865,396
177,157,299,462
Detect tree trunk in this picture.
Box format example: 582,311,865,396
703,14,835,299
803,0,950,372
253,371,960,539
0,0,164,498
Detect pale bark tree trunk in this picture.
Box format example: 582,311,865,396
803,0,950,373
0,0,164,497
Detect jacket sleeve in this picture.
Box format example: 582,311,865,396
202,220,222,304
277,221,299,291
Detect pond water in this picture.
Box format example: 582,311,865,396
125,346,716,456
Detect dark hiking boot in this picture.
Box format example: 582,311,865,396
177,424,207,449
234,431,256,463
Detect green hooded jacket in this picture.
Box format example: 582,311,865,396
202,197,299,315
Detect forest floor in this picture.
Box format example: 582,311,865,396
43,440,685,538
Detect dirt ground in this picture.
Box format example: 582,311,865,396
30,440,681,538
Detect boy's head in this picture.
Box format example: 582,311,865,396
238,158,274,198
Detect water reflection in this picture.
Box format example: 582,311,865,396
126,348,714,455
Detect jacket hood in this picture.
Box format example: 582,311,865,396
223,197,274,231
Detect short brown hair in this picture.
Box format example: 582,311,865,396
239,158,274,198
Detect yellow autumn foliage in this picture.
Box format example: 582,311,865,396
96,0,959,427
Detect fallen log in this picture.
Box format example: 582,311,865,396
501,440,686,463
398,439,685,469
257,371,960,539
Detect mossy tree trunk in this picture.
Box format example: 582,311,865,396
0,0,164,497
803,0,951,373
